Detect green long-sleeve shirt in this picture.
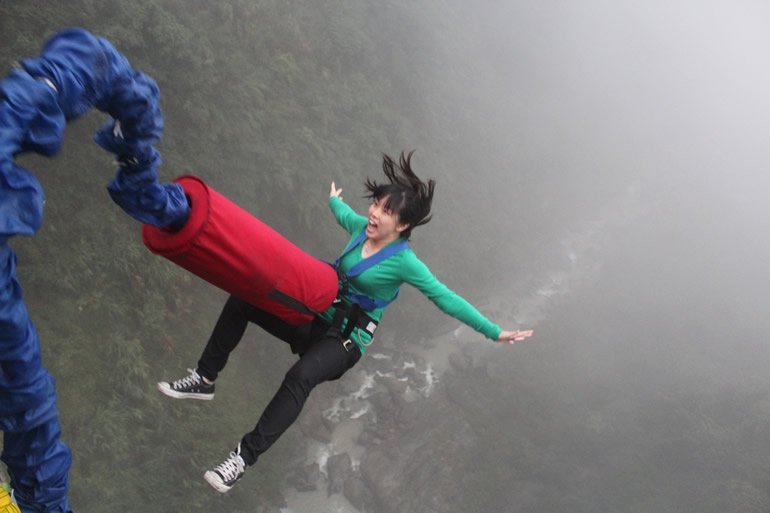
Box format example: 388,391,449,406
317,196,502,353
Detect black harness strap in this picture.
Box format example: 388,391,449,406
267,289,319,317
341,303,362,340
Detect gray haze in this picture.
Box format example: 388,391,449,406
3,1,770,512
466,1,770,382
456,4,770,349
434,2,770,511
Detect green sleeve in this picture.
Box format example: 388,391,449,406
329,196,368,235
402,253,502,340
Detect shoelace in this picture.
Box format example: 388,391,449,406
172,368,202,390
214,450,245,481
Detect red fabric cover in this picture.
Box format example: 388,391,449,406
141,175,338,325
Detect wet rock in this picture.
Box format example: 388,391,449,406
383,375,408,398
340,370,367,394
395,398,422,429
357,430,383,447
369,388,394,415
297,403,333,444
360,449,402,506
321,409,341,432
288,462,321,492
326,452,352,496
343,476,374,512
448,351,472,372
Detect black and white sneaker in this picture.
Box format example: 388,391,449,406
157,368,215,400
204,444,246,493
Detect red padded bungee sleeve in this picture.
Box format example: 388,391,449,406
141,175,338,325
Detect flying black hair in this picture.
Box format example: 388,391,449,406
364,150,436,240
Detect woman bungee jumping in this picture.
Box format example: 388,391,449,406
156,151,534,493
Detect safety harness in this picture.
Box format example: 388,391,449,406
329,230,409,351
268,230,409,351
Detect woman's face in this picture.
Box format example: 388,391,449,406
366,195,409,242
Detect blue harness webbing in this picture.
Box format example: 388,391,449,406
333,230,409,311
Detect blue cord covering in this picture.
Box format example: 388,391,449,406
0,27,190,512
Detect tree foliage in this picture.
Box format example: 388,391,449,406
1,0,502,509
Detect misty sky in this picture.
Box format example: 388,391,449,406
457,0,770,319
436,0,770,453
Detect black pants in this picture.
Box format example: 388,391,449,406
197,295,361,466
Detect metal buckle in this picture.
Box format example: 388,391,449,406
341,339,355,352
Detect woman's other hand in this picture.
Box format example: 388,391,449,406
496,329,534,344
330,182,343,199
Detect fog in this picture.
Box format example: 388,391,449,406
432,1,770,361
2,1,770,512
471,1,770,377
448,2,770,511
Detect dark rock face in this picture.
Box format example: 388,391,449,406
287,342,485,513
297,397,334,444
343,476,374,512
288,462,322,492
357,386,479,513
326,452,352,496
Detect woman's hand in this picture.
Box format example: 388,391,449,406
330,182,343,199
496,329,534,344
